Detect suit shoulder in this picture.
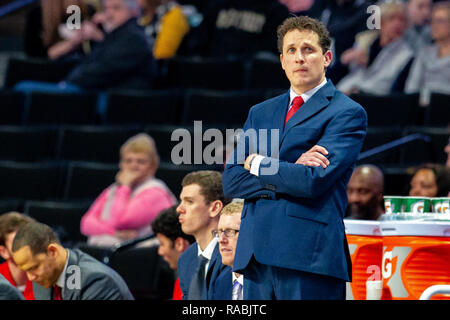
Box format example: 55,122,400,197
333,90,367,116
250,91,288,114
178,243,197,269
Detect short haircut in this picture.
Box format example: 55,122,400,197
151,205,195,244
220,202,244,217
277,15,331,54
181,170,231,205
12,222,60,255
379,1,407,21
120,133,160,168
0,213,35,246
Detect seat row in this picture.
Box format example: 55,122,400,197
0,160,221,203
2,89,448,128
0,124,447,166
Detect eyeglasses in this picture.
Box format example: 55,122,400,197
211,229,239,238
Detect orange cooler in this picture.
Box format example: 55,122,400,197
344,220,383,300
380,221,450,300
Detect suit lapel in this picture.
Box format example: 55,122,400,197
281,81,335,145
272,91,290,140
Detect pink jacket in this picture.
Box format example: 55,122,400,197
81,178,176,236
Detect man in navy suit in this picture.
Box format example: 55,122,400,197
177,171,231,299
222,16,367,300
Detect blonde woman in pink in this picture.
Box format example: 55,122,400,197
81,133,176,247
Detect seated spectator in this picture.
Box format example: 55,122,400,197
81,133,176,247
24,0,99,59
182,0,290,58
151,205,195,300
404,1,450,102
337,1,413,95
12,222,134,300
16,0,155,95
304,0,372,83
211,201,243,300
408,163,450,197
0,274,24,300
346,165,384,220
404,0,432,53
0,213,36,300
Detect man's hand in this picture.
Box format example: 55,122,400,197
295,145,330,168
244,153,259,171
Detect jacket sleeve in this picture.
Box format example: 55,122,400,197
256,106,367,199
222,107,277,200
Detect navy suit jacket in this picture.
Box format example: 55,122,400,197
210,266,233,300
0,274,24,300
178,242,228,300
222,80,367,281
32,249,134,300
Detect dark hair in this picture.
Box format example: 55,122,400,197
0,213,35,246
12,222,60,255
181,170,231,205
151,205,195,244
410,164,450,197
277,15,331,54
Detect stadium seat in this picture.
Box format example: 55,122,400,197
165,57,246,90
425,93,450,127
4,57,77,88
64,161,118,200
0,200,22,215
0,90,25,125
108,245,175,300
26,92,98,125
0,161,65,200
182,89,264,127
145,125,193,163
358,126,403,165
247,56,290,89
103,90,182,125
399,126,450,165
24,200,91,246
76,243,114,265
380,166,413,196
350,93,420,127
0,126,58,162
156,162,223,197
57,125,142,163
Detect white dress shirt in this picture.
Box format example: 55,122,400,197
197,237,218,278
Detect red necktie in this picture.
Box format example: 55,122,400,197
285,96,304,125
53,285,62,300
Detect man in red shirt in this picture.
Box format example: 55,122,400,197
151,206,195,300
0,212,36,300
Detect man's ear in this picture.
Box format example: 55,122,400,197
209,200,223,219
174,237,189,253
0,245,11,260
280,54,285,70
324,50,333,68
46,243,59,258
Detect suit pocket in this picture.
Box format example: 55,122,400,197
285,201,329,225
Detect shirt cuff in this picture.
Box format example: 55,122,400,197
249,155,265,176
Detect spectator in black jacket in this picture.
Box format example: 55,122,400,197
182,0,290,59
15,0,154,95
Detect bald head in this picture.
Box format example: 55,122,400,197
352,165,384,192
347,165,385,220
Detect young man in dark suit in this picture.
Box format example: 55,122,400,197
12,222,134,300
222,15,367,300
176,170,231,300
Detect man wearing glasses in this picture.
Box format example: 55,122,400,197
210,202,244,300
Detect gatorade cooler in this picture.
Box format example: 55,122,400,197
344,220,383,300
380,220,450,300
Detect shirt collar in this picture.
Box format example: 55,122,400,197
289,78,328,108
55,250,69,289
197,237,218,261
232,272,244,285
